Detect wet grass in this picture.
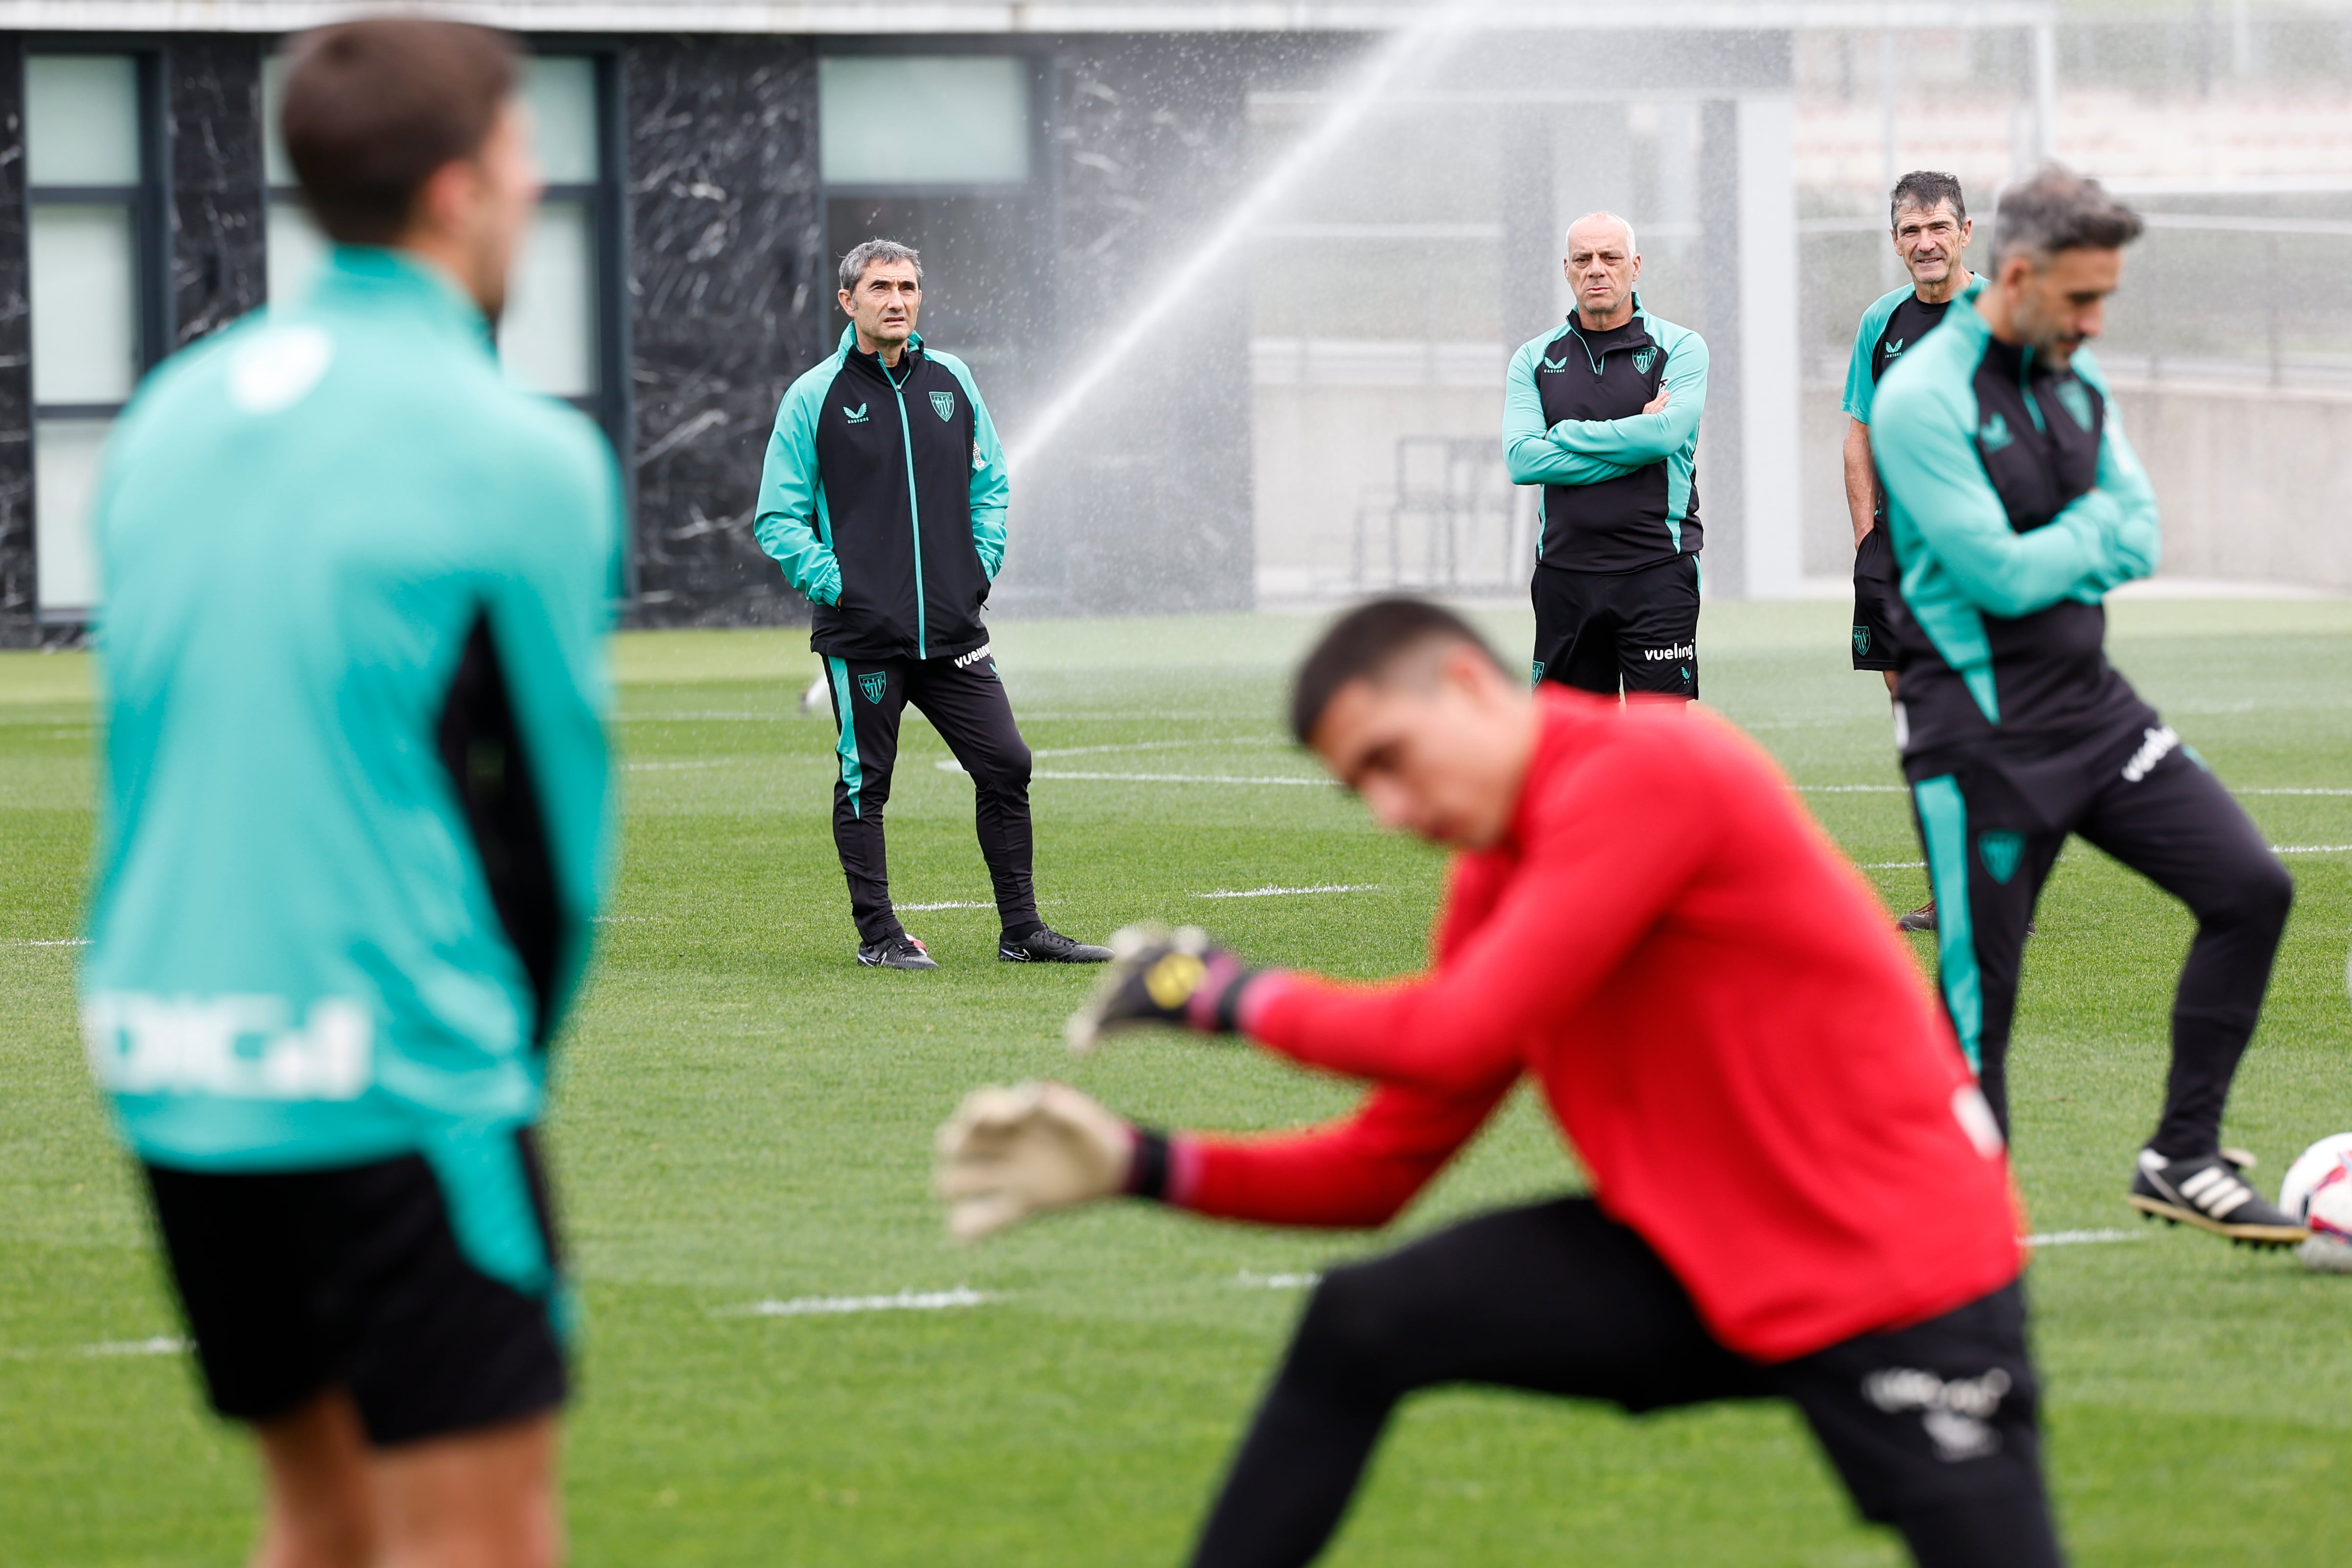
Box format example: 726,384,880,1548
3,597,2349,1565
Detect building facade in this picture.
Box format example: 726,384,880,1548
0,3,2057,646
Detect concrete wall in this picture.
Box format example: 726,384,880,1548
1800,377,2352,593
1252,354,1502,601
1799,383,1856,580
1282,373,2352,598
2108,378,2352,591
1254,359,1738,601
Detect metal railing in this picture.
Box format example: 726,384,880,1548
1350,436,1533,596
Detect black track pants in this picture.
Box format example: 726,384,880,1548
1188,1199,2059,1568
1909,740,2291,1155
820,647,1038,943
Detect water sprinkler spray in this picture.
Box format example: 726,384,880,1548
1007,3,1479,478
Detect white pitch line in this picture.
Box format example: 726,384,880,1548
2272,844,2352,854
1802,785,2350,804
0,1335,187,1361
624,759,730,771
714,1287,991,1319
936,759,1329,787
1859,861,1926,869
1232,1270,1321,1290
899,900,996,911
1196,884,1379,900
2024,1229,2145,1247
615,711,784,723
1039,769,1331,787
940,760,2347,805
16,938,88,946
82,1335,186,1356
1031,739,1283,760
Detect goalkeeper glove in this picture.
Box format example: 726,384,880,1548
933,1081,1173,1244
1064,924,1258,1054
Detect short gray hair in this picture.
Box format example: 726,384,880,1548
1992,166,2143,266
839,238,922,292
1564,211,1638,258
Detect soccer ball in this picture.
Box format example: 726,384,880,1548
2278,1133,2352,1274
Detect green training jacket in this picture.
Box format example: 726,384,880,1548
1502,298,1708,573
1869,291,2158,739
754,325,1009,663
81,246,618,1224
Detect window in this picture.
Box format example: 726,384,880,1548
504,56,603,401
820,56,1031,186
27,53,160,616
263,52,617,409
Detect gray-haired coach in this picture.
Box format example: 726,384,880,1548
1504,212,1709,701
755,240,1109,970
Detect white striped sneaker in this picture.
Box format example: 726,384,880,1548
2129,1148,2307,1246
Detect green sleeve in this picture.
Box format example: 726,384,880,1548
1543,327,1707,465
2069,355,2161,594
1843,288,1904,424
487,422,620,1034
943,356,1009,581
1872,368,2108,619
1501,338,1640,487
752,375,842,607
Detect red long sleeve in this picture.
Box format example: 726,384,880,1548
1241,737,1714,1094
1167,689,2020,1363
1176,1078,1514,1228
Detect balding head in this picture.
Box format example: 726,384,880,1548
1565,211,1638,258
1563,211,1642,330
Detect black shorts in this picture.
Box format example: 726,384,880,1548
142,1131,568,1447
1852,525,1903,671
1531,555,1699,700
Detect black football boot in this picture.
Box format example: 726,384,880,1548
999,926,1113,964
858,933,939,970
2130,1148,2306,1246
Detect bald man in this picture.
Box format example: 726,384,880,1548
1503,213,1710,701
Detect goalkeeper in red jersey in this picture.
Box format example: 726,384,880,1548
936,598,2062,1568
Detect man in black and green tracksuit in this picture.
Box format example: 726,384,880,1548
1871,168,2299,1244
1845,172,1978,687
1845,171,1980,934
1503,213,1707,700
756,239,1107,970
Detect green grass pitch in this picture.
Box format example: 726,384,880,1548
4,597,2350,1566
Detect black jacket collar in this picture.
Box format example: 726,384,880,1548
1558,295,1657,358
846,341,925,385
1979,333,2058,385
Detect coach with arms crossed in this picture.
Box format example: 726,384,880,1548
756,241,1109,970
1871,168,2297,1243
1503,212,1708,700
83,21,613,1566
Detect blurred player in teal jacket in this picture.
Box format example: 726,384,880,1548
81,21,616,1566
1871,167,2298,1248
